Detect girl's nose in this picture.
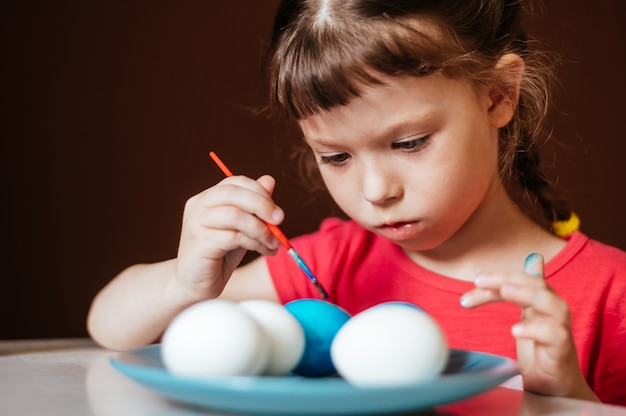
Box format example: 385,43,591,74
362,164,403,205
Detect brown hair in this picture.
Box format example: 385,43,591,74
263,0,570,230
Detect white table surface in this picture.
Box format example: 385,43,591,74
1,338,625,416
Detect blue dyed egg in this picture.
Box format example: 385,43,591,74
284,299,351,377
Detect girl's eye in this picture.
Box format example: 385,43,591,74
319,153,350,166
392,136,430,152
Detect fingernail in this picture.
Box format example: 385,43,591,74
523,253,544,278
474,273,489,286
460,294,473,308
272,208,284,223
511,323,523,336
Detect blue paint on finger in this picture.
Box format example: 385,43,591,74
523,253,544,278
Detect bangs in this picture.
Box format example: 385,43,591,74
268,12,456,119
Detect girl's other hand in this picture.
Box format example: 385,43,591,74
173,174,284,304
460,253,599,401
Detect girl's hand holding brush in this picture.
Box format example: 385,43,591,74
174,172,285,303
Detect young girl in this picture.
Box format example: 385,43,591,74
88,0,626,405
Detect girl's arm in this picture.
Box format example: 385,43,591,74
87,257,277,351
87,174,284,351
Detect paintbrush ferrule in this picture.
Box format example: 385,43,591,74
287,248,329,299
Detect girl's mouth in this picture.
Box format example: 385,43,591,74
376,221,419,240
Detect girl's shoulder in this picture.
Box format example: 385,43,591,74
548,231,626,293
563,231,626,266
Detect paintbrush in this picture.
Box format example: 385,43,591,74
209,151,329,300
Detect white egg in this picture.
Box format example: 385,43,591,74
238,300,305,376
161,299,270,377
331,302,449,387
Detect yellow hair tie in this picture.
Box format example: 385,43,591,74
552,212,580,237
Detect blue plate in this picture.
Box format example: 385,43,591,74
111,345,517,415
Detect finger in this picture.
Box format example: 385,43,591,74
500,283,570,322
215,229,281,256
221,175,279,203
472,252,546,290
511,320,570,347
464,253,550,309
200,205,281,249
523,252,544,278
464,272,542,309
194,180,285,225
473,271,546,291
180,204,280,254
217,174,270,194
460,288,502,308
186,225,280,257
256,175,276,196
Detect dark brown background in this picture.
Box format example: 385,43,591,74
2,2,625,340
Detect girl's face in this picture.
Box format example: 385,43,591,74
299,73,504,252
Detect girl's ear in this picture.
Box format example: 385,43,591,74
487,53,525,128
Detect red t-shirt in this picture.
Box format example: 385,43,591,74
266,218,626,405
